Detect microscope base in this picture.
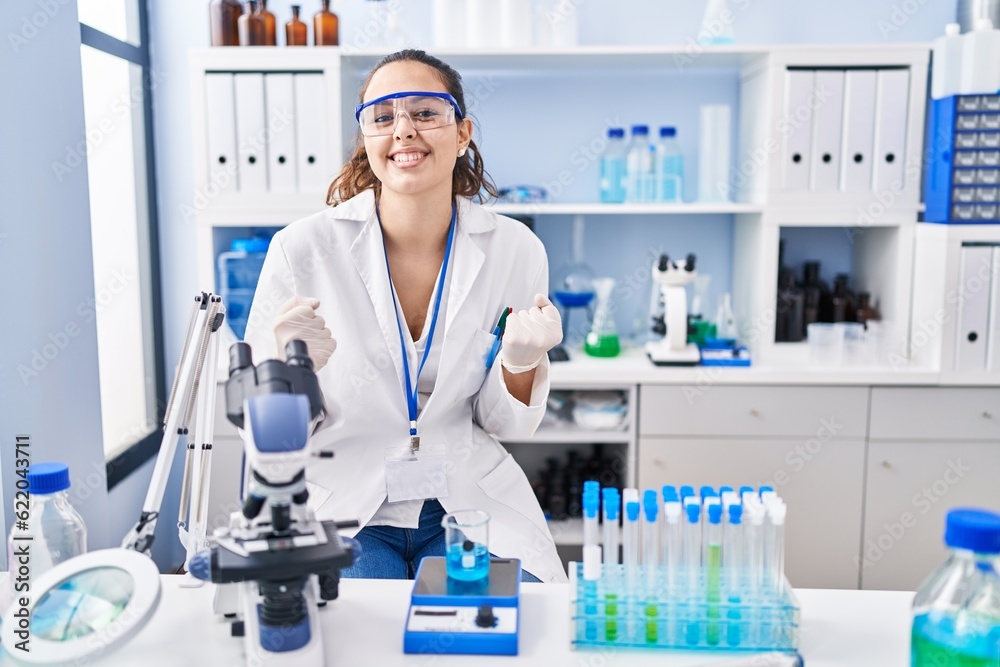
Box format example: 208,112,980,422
240,578,325,667
646,341,702,366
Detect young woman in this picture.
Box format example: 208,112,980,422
244,50,566,583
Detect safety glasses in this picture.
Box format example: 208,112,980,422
355,91,463,137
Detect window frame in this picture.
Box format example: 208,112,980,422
80,2,166,490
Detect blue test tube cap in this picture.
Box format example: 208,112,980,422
719,485,734,494
759,485,774,495
680,485,695,500
626,501,641,522
685,502,701,523
728,503,743,525
662,485,679,502
700,485,717,499
739,485,754,496
708,502,723,524
643,489,658,509
583,492,600,518
584,480,600,496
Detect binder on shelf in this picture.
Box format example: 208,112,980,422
204,73,238,194
809,69,846,192
264,74,297,193
955,244,993,372
872,69,910,194
234,73,268,193
840,69,878,192
781,69,817,191
293,73,328,194
989,247,1000,372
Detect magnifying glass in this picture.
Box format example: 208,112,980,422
1,549,160,665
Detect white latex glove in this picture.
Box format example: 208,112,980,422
273,296,337,371
500,293,563,374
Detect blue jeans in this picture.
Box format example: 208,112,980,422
341,499,541,582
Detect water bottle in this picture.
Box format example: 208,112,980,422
911,507,1000,666
599,127,627,203
655,126,684,202
217,236,270,339
7,463,88,593
626,125,654,203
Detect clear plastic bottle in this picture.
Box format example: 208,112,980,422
626,125,654,203
960,18,1000,95
911,508,1000,667
7,463,88,594
655,126,684,202
932,23,963,99
599,127,627,203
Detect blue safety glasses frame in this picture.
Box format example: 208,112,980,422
355,91,464,136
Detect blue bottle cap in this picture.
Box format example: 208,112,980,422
644,499,658,522
739,485,754,496
719,485,734,494
708,502,723,524
608,127,625,139
606,499,620,522
27,462,71,495
583,493,600,519
728,504,743,525
680,485,695,499
944,508,1000,554
583,480,600,495
626,501,641,522
685,503,701,523
643,489,657,507
759,486,774,494
699,486,717,498
662,485,678,502
631,124,649,136
659,126,677,138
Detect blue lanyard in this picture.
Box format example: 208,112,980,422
380,204,457,444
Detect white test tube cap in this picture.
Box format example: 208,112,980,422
768,501,788,526
746,501,766,526
623,488,640,505
721,490,739,509
664,501,682,523
583,544,603,580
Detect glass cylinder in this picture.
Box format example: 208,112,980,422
314,0,339,46
209,0,242,46
238,0,266,46
442,510,490,581
286,5,308,46
260,0,277,45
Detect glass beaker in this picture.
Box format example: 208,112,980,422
553,261,595,350
442,510,490,581
584,277,620,357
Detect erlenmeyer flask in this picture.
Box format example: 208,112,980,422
584,277,620,357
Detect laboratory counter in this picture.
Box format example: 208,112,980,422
0,575,916,667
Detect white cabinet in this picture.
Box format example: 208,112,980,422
638,436,866,589
862,387,1000,591
637,384,870,589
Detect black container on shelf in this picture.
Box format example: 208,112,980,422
775,268,805,343
801,261,830,330
831,273,857,323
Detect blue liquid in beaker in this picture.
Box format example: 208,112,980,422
446,542,490,581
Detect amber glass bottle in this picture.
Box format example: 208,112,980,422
238,0,266,45
314,0,339,46
260,0,277,45
209,0,242,46
286,5,308,46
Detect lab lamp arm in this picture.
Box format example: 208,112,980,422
121,293,225,560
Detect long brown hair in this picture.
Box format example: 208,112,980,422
326,49,498,206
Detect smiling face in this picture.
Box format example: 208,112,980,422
361,61,472,200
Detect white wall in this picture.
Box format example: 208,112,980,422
0,0,111,570
144,0,959,568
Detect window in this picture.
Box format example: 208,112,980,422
79,2,164,488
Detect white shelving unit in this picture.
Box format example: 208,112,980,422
189,43,951,554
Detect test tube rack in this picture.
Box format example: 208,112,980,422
569,562,800,652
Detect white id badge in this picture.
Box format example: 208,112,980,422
384,445,449,503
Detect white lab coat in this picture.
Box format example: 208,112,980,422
243,190,567,583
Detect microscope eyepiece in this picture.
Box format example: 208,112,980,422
685,254,696,272
285,340,314,369
229,342,253,377
658,254,669,272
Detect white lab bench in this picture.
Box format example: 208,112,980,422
0,576,915,667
